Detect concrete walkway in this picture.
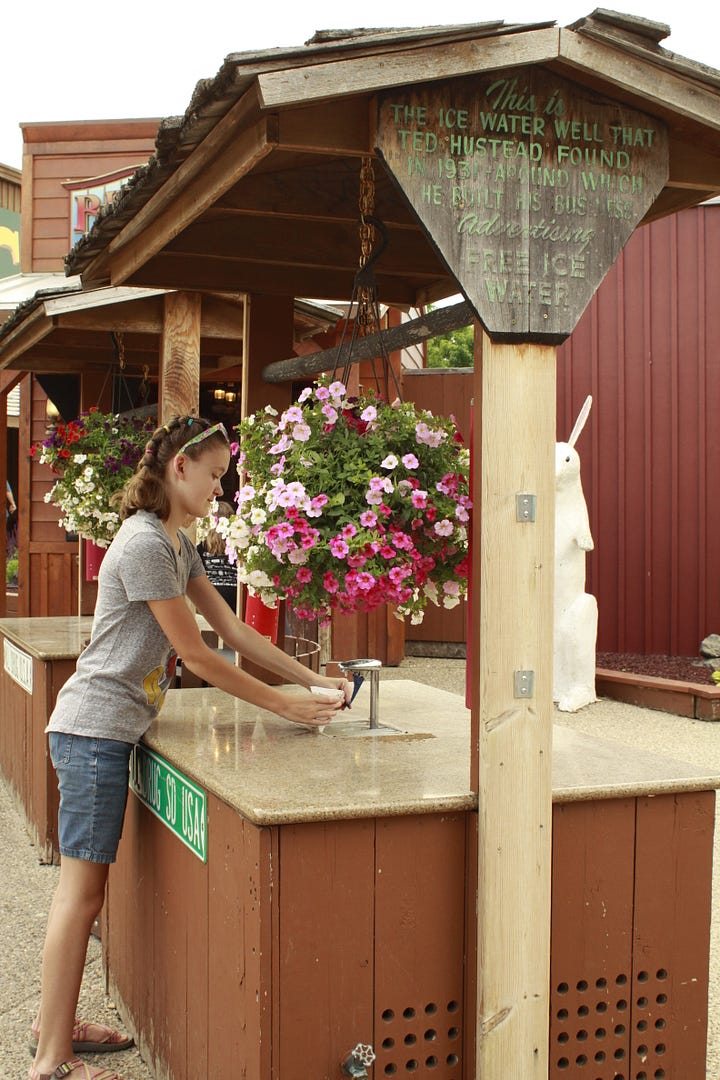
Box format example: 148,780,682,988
2,656,719,1078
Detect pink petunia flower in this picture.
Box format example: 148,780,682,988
329,536,349,558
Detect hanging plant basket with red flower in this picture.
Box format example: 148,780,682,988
31,408,156,546
216,376,471,625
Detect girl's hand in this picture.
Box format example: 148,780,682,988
309,675,353,706
278,689,346,728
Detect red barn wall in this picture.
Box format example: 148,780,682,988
557,202,720,656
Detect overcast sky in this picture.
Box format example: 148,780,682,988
2,0,718,170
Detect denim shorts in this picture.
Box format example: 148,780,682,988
49,732,134,863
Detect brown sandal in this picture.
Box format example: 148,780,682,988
29,1059,124,1080
29,1018,133,1055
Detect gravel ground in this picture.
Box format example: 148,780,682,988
3,656,719,1079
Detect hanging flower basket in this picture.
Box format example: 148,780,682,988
31,408,157,547
216,377,471,625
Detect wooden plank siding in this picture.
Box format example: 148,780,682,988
404,203,719,658
557,202,720,655
20,121,157,273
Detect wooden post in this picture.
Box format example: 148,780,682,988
470,327,555,1077
159,292,201,421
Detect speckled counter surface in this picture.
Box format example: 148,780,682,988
0,615,93,659
144,681,720,825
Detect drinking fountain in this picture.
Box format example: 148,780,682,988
339,658,382,729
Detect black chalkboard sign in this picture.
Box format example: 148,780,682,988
376,69,669,342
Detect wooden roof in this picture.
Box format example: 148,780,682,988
61,13,720,310
0,279,341,376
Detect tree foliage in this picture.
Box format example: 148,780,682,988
426,323,474,368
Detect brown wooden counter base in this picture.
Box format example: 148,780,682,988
105,787,714,1080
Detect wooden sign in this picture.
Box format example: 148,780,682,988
376,70,668,341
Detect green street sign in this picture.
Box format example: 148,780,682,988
129,745,207,862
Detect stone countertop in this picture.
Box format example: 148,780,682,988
0,616,93,660
142,681,720,825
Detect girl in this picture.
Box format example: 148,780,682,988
30,416,350,1080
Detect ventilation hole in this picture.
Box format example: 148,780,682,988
576,1029,588,1041
426,1057,438,1068
637,1073,647,1080
578,1005,590,1017
558,1032,570,1044
424,1030,437,1042
447,1000,459,1013
403,1007,416,1020
637,1020,648,1032
656,969,668,980
557,1059,570,1069
614,1048,626,1060
425,1002,438,1015
656,994,667,1005
596,977,607,989
655,1044,666,1055
557,982,570,994
637,971,649,982
557,1008,569,1020
617,999,628,1011
654,1019,666,1031
384,1066,397,1076
446,1054,459,1066
383,1009,395,1022
405,1061,418,1072
448,1027,459,1040
636,1044,648,1056
595,1028,607,1039
576,1055,588,1065
637,996,648,1008
615,1025,626,1036
595,1051,606,1062
596,1002,608,1013
382,1038,395,1050
577,979,589,991
654,1071,666,1078
616,974,628,985
404,1034,417,1046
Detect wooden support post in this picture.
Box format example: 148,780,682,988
242,294,296,418
159,292,201,421
470,327,555,1077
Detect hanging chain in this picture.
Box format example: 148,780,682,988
111,330,126,370
357,157,377,335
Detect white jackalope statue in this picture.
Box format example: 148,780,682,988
554,396,598,712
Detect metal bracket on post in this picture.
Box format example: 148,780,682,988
516,494,536,522
514,670,535,699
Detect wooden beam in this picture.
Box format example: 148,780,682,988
160,292,201,420
558,28,720,132
121,254,428,307
257,28,560,108
0,313,53,371
88,117,277,289
164,214,440,278
471,327,554,1078
262,301,472,382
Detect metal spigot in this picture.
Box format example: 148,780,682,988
338,658,382,729
341,1043,376,1077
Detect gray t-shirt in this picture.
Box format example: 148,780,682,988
47,510,204,744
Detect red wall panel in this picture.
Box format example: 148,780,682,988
557,203,720,655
